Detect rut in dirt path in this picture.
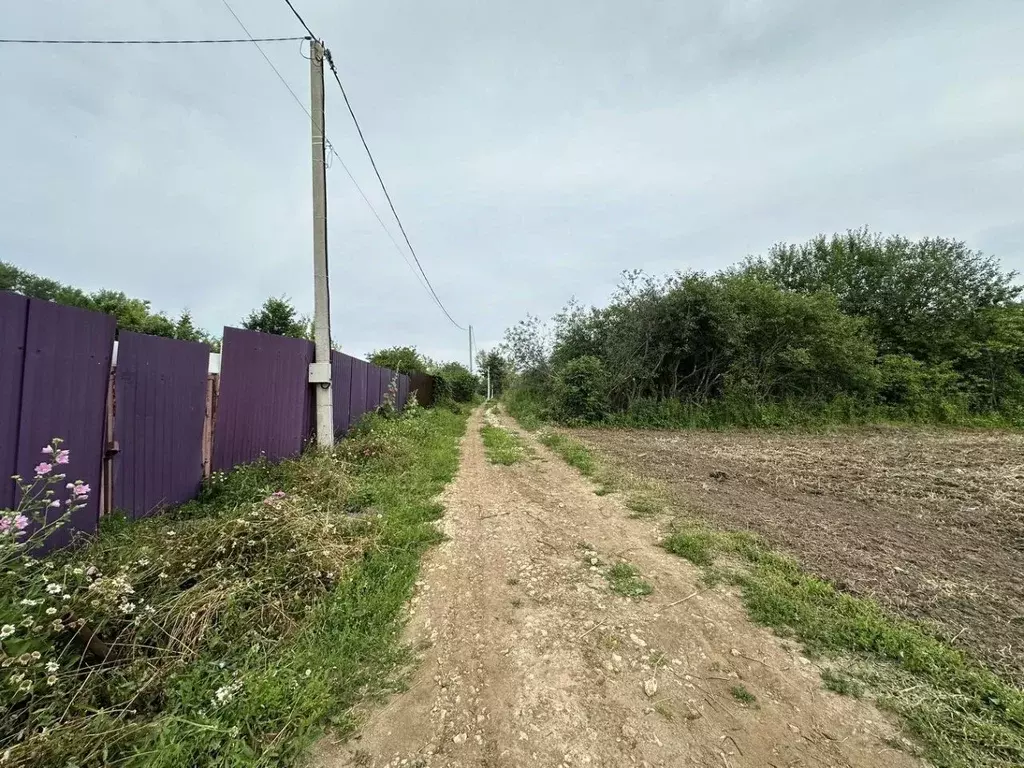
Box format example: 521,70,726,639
313,407,922,768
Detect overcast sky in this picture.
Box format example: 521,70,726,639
2,1,1022,363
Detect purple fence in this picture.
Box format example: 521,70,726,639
114,332,209,518
349,357,368,428
331,350,353,437
397,375,409,410
1,298,435,548
16,299,115,549
330,352,413,437
409,373,434,407
213,327,314,470
0,293,28,511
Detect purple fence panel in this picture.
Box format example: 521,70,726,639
349,358,368,426
364,362,382,412
213,327,314,471
332,351,354,437
114,332,208,519
397,374,409,411
378,366,392,407
0,292,28,510
16,300,114,549
409,373,434,407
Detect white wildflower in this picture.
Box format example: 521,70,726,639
45,661,59,674
211,680,242,707
45,607,57,616
45,583,62,595
0,624,15,639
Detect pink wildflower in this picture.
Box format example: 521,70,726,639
273,491,286,498
34,463,52,476
73,483,90,498
55,451,70,465
41,446,54,455
13,516,28,531
0,518,9,533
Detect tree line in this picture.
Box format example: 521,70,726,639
0,262,328,351
0,261,496,404
367,345,510,404
501,230,1024,427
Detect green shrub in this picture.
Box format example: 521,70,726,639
433,363,478,403
551,355,609,424
876,354,967,421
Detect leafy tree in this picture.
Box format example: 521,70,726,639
433,362,478,403
740,229,1021,362
475,349,511,396
368,345,429,374
551,355,609,423
241,297,309,339
0,262,218,347
720,276,878,403
503,231,1024,426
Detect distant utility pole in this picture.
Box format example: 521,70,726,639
308,39,334,447
487,367,492,400
468,325,474,374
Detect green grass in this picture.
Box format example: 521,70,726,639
480,423,530,465
604,562,653,598
660,519,1024,768
625,494,662,518
730,684,757,706
2,407,467,767
538,431,597,476
502,389,546,431
821,667,865,698
662,528,718,566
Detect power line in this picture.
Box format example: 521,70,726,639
0,36,308,45
218,0,437,303
272,0,468,330
323,48,467,331
280,0,317,41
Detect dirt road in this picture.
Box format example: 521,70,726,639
314,408,921,767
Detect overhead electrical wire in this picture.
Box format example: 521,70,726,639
218,0,435,301
0,36,308,45
280,0,317,41
322,48,467,331
5,1,468,332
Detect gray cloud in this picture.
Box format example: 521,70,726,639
2,0,1022,363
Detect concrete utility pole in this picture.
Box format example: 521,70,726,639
308,39,334,447
469,325,474,374
487,367,492,400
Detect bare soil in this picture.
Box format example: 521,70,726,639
569,426,1024,684
313,409,922,768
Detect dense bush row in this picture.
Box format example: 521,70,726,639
502,230,1024,426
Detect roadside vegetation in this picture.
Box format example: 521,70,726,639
499,230,1024,429
663,518,1024,768
603,562,653,599
0,405,468,767
480,422,530,465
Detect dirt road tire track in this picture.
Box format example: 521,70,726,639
314,408,922,767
